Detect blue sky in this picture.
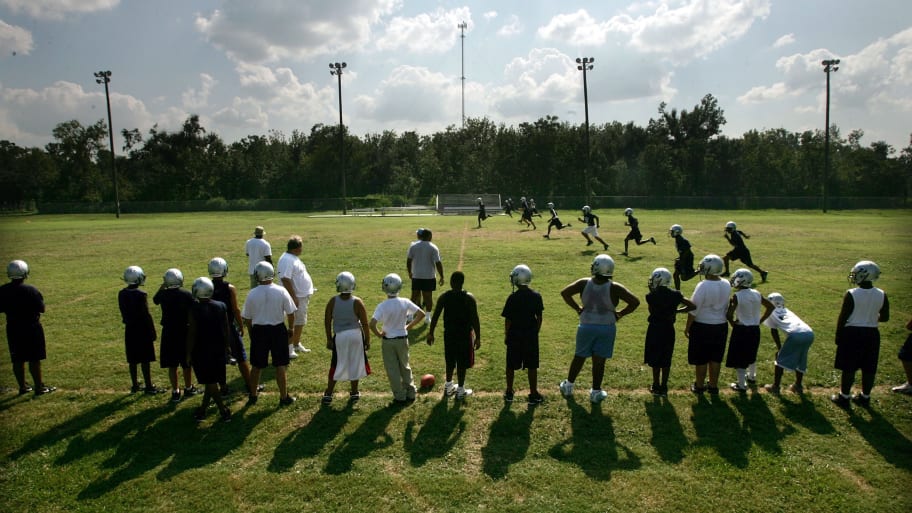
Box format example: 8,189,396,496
1,0,910,153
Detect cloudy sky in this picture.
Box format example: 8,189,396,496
1,0,910,153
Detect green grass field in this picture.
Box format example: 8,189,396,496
1,209,911,513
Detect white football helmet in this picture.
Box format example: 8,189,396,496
849,260,880,284
382,273,403,296
335,271,356,293
510,264,533,286
192,277,214,299
7,260,29,279
477,197,483,204
123,265,146,285
669,224,683,237
648,267,673,291
624,207,633,216
547,202,554,209
208,257,228,278
767,292,786,309
162,268,183,289
254,261,274,282
591,254,615,278
582,205,591,214
725,221,737,232
698,254,724,276
729,268,753,288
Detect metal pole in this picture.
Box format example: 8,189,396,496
459,21,467,128
577,57,594,206
330,62,347,215
95,71,120,218
821,59,839,214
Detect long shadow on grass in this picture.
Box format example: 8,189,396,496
777,393,835,435
268,401,356,473
548,398,641,481
324,404,401,475
848,407,912,471
404,397,466,467
9,395,132,460
481,403,534,480
74,403,267,498
690,395,750,468
645,396,687,464
730,391,794,454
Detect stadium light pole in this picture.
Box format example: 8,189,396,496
458,21,467,128
821,59,839,214
94,70,120,218
330,62,348,215
576,57,594,206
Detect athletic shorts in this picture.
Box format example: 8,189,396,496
575,323,616,359
411,278,437,292
775,331,814,374
834,326,880,373
249,323,291,368
293,295,310,326
6,323,47,363
506,328,540,370
444,331,475,371
687,322,728,365
228,325,247,363
644,322,675,368
725,324,761,369
899,333,912,362
726,246,754,266
159,325,190,368
582,225,600,237
626,228,643,241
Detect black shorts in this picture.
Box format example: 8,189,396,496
192,357,227,385
835,326,880,373
159,325,190,368
644,322,675,368
626,228,643,241
6,323,47,363
228,325,248,363
726,246,754,266
688,322,728,365
411,278,437,292
899,333,912,362
725,324,761,369
675,258,698,281
444,331,474,370
506,328,539,370
249,323,290,368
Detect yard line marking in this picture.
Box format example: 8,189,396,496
457,221,469,271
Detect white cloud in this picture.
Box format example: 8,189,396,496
195,0,401,63
539,1,771,63
181,73,217,110
497,15,522,37
737,82,790,103
376,7,471,54
212,97,269,130
483,11,497,21
0,0,119,20
355,65,459,123
0,19,32,56
773,33,795,48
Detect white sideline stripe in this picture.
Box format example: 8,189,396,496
458,221,468,271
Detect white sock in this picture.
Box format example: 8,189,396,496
747,363,757,379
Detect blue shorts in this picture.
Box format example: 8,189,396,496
574,323,616,359
775,331,814,373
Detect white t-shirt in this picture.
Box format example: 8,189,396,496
246,237,272,275
407,241,441,280
372,297,422,338
241,282,296,325
690,279,731,324
277,252,314,297
764,307,812,335
733,288,762,326
845,287,885,328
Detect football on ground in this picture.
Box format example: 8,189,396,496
420,374,435,389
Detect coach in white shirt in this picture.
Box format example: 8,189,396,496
245,226,272,289
277,235,316,359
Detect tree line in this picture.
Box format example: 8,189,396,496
1,94,909,210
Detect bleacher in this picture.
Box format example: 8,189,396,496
436,193,502,215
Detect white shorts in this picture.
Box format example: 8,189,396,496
583,225,600,237
293,295,310,326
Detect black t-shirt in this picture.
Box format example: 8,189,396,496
0,281,44,327
501,288,544,331
436,289,478,335
646,287,684,324
153,287,194,327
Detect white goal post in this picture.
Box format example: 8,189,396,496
435,194,502,214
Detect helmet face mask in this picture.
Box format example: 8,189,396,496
730,268,753,288
192,277,214,299
335,272,356,293
7,260,29,280
669,224,683,237
591,254,614,278
123,265,146,286
547,202,554,209
208,257,228,278
848,260,880,284
648,267,672,291
624,208,633,216
163,268,184,289
254,261,275,282
725,221,737,232
382,273,403,296
767,292,786,309
510,264,532,286
582,205,591,214
698,254,724,276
